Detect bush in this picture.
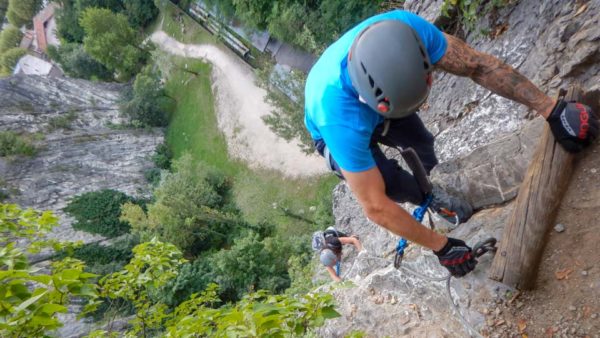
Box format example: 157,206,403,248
120,65,170,127
152,142,172,169
46,44,113,81
64,189,141,238
121,154,238,256
6,0,40,27
0,26,23,53
0,131,36,157
0,47,26,74
143,167,162,185
47,111,78,131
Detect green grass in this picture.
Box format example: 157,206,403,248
159,1,215,45
162,55,337,235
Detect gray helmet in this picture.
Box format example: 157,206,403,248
348,20,432,119
320,249,338,267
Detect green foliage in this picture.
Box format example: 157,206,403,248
6,0,40,27
258,65,313,154
58,235,138,275
46,43,113,80
164,288,340,337
0,131,37,157
0,47,26,74
208,0,381,53
153,142,173,170
80,7,146,79
285,246,315,296
0,26,23,54
121,154,237,256
99,238,186,337
441,0,513,33
123,0,158,28
208,233,291,301
64,189,139,238
55,0,85,43
120,65,169,127
0,204,100,338
47,110,78,131
0,0,8,22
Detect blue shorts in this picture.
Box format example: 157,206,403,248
314,113,437,205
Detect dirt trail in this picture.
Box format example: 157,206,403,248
150,31,326,178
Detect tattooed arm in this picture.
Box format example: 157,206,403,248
436,33,555,118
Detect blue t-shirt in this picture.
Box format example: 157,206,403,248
304,10,447,172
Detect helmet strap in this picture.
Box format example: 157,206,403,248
381,119,391,137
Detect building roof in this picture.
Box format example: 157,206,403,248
13,54,54,75
33,3,57,52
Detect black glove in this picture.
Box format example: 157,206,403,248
434,237,477,277
547,99,599,153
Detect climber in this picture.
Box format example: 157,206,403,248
313,227,363,282
304,10,598,277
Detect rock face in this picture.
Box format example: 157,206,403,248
414,0,600,163
320,1,600,337
0,75,162,243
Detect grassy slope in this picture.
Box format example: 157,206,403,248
157,4,337,235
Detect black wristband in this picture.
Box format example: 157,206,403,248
547,98,566,121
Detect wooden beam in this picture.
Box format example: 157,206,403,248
489,85,583,290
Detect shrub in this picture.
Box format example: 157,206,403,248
120,65,170,127
121,154,238,256
46,43,113,81
152,142,172,169
0,26,23,53
64,189,140,237
47,111,78,131
0,131,36,157
0,47,26,74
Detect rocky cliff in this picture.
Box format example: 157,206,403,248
319,0,600,336
0,75,162,243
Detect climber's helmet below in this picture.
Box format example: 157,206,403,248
320,249,338,267
348,20,432,119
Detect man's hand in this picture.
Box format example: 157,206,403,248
547,99,599,153
434,237,477,277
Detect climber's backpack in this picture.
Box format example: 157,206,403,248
311,231,326,252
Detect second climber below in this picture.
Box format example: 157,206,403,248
304,10,598,277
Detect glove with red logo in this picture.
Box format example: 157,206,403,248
547,99,599,153
434,237,477,277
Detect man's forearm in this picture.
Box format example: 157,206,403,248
371,198,447,251
437,33,555,118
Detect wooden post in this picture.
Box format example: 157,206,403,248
488,85,583,290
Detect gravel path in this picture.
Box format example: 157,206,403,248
150,31,326,178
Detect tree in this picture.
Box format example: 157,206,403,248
208,233,291,301
231,0,273,29
0,47,26,74
0,26,23,54
120,65,169,127
0,204,100,338
80,7,145,78
123,0,158,29
121,154,238,256
46,43,112,80
64,189,139,237
0,0,8,23
6,0,40,27
55,0,85,43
